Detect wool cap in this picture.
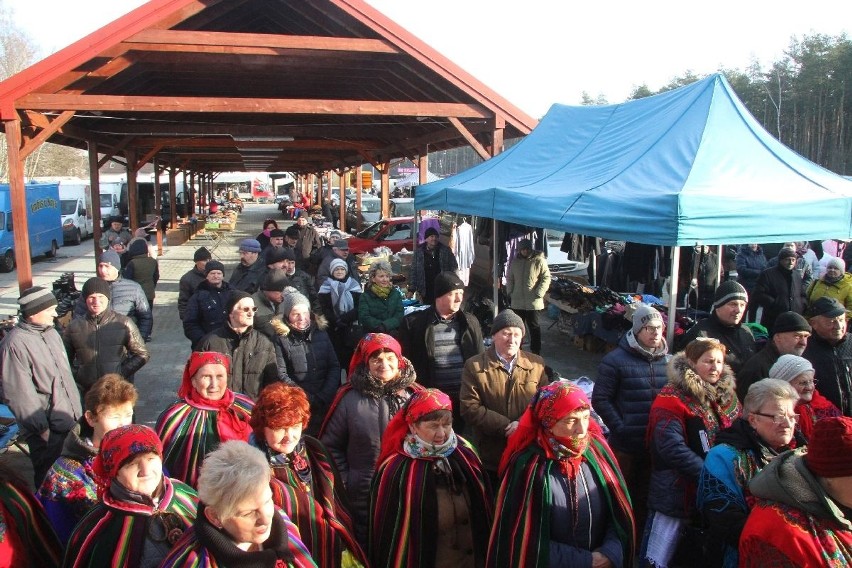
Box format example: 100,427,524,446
332,239,349,250
713,280,748,310
194,247,212,261
266,247,295,265
433,271,465,300
827,257,846,271
281,288,311,316
768,354,814,383
261,268,288,292
205,260,226,276
82,277,111,299
108,215,123,225
772,311,811,335
269,228,286,238
518,238,533,250
99,250,122,270
18,286,58,318
284,226,300,239
226,290,252,314
491,309,525,336
805,417,852,478
238,238,262,253
424,227,439,238
632,304,663,335
778,247,797,260
807,297,846,319
128,239,149,258
329,258,348,274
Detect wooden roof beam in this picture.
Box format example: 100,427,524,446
83,122,414,139
448,116,490,161
19,110,75,159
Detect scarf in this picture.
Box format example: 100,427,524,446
319,276,361,316
402,432,458,460
193,503,295,567
187,387,252,443
269,439,312,490
825,271,844,284
541,431,591,479
370,283,392,299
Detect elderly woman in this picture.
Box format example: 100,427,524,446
250,383,366,567
320,333,420,546
318,257,362,367
38,374,137,544
358,260,404,335
273,289,340,435
769,353,841,440
806,256,852,317
63,424,198,568
160,441,316,567
256,218,279,251
697,379,800,567
156,351,254,488
488,381,635,567
641,338,741,568
370,388,492,568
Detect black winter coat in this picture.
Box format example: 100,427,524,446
676,311,756,374
195,324,283,401
72,277,152,338
803,333,852,416
183,280,234,348
123,255,159,304
752,265,806,331
229,260,266,294
177,267,206,320
736,342,782,402
62,309,149,393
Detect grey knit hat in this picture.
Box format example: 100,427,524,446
769,354,814,383
491,309,525,336
18,286,58,318
632,304,663,335
281,288,311,316
713,280,748,310
99,250,122,270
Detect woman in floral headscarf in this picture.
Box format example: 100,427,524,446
370,388,492,568
63,424,198,568
320,332,421,547
156,351,254,488
488,381,635,568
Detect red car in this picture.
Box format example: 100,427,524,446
346,217,414,254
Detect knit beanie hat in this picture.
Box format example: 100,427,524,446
128,239,149,258
768,354,814,383
632,304,663,335
772,311,811,335
284,226,300,239
266,247,295,265
226,290,252,314
827,257,846,271
82,277,112,299
433,271,465,300
100,250,122,270
194,247,212,261
425,227,439,238
805,417,852,478
281,288,311,316
778,247,797,260
329,258,348,274
713,280,748,310
18,286,58,318
238,238,262,253
261,268,288,292
491,309,525,336
205,260,226,276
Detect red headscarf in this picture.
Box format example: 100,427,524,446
179,351,250,443
92,424,162,497
499,381,600,478
348,332,405,376
377,388,452,465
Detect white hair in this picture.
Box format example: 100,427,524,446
197,441,270,520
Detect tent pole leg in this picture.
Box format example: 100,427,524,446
590,249,597,286
492,219,499,317
666,246,681,352
716,244,724,284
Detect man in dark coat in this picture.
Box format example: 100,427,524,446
676,281,756,373
753,248,807,332
229,238,266,294
803,297,852,416
178,247,211,320
183,260,233,348
293,215,322,272
409,227,458,305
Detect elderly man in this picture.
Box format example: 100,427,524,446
73,250,152,340
315,238,357,289
803,297,852,416
410,227,458,304
0,287,82,486
279,246,316,306
676,280,756,373
63,277,149,394
178,247,211,320
459,308,547,480
100,216,131,253
229,238,266,293
251,268,287,339
195,291,284,400
260,229,286,264
400,271,484,428
507,238,551,355
293,215,322,272
737,311,811,401
183,260,233,348
753,247,807,332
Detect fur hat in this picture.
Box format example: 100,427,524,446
82,277,111,299
827,257,846,271
284,226,300,239
433,271,464,301
772,311,811,335
491,309,525,336
805,417,852,478
713,280,748,310
194,247,212,261
632,304,663,335
18,286,58,318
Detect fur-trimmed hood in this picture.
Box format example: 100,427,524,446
667,352,738,408
270,312,328,336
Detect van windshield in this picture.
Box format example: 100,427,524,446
60,200,78,215
361,199,381,213
100,195,114,207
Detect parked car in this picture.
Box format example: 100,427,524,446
389,197,415,217
346,196,382,232
546,229,588,278
346,217,414,254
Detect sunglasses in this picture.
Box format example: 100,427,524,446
236,306,258,313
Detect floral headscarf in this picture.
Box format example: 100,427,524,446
377,389,452,465
92,424,162,496
348,332,405,376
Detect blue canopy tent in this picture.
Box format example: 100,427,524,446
415,74,852,346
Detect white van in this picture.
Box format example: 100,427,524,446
99,181,122,226
58,180,94,245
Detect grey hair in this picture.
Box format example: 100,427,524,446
744,378,799,415
368,260,393,281
197,441,271,520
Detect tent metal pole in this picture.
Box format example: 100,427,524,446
492,219,499,317
716,245,724,284
591,249,597,286
666,246,681,352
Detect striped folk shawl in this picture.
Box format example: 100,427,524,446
63,477,198,568
487,439,635,567
369,437,493,568
156,394,254,488
0,476,63,567
266,436,367,568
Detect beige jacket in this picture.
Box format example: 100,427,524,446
507,251,551,310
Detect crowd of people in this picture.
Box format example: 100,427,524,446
0,218,850,567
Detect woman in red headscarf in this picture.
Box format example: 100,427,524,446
319,332,421,548
488,381,635,568
370,388,492,568
155,351,254,488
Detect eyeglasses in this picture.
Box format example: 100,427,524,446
752,412,799,425
792,379,818,387
641,325,664,333
236,306,258,313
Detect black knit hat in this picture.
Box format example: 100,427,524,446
226,290,252,314
261,269,288,292
713,280,748,310
284,226,299,239
194,247,212,261
491,309,525,336
773,311,811,335
18,286,58,318
82,277,111,299
265,247,295,265
205,260,226,276
433,271,464,301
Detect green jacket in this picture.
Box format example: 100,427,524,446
358,285,404,333
507,250,551,310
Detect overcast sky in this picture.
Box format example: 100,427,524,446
8,0,851,117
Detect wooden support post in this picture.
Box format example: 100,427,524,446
418,153,428,187
380,164,389,219
126,149,139,231
88,141,103,264
169,167,178,228
153,158,163,256
4,119,32,292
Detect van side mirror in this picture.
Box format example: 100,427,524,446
80,208,86,216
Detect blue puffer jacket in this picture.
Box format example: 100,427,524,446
182,280,234,347
592,332,670,453
735,245,767,292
